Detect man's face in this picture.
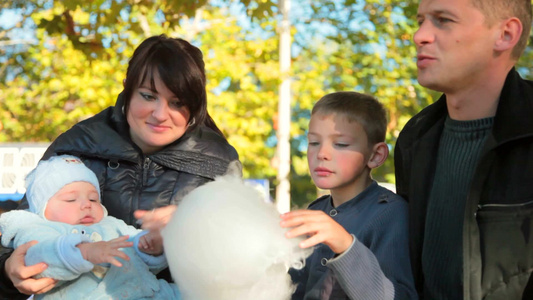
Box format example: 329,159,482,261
414,0,499,93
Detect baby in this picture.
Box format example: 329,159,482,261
0,155,181,299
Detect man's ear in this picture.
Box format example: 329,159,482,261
494,17,522,52
367,142,389,169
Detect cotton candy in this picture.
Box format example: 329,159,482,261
162,175,312,300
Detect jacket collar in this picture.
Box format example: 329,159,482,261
54,92,237,177
491,68,533,144
406,68,533,146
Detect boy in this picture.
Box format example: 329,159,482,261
281,91,417,299
0,155,181,299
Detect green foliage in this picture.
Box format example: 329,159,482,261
2,0,533,209
0,0,281,180
288,0,428,207
193,7,280,180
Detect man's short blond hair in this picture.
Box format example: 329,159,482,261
471,0,532,59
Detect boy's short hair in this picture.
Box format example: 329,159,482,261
311,91,388,146
471,0,532,58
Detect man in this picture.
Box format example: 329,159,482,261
394,0,533,299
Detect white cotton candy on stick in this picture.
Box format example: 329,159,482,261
162,174,312,300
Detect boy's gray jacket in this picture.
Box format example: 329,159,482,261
395,68,533,300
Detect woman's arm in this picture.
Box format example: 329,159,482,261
1,211,92,281
1,242,56,297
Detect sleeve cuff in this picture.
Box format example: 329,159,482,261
328,234,356,263
133,231,167,269
56,233,93,274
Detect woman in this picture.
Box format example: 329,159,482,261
0,35,240,298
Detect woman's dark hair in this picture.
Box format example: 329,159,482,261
122,34,224,137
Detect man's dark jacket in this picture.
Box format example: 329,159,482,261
395,68,533,300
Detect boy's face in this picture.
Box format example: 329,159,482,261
307,113,374,199
45,181,104,225
414,0,499,93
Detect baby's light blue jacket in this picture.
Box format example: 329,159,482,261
0,210,181,299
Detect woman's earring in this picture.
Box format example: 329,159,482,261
122,105,125,115
188,117,196,127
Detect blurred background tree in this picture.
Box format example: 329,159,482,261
1,0,532,208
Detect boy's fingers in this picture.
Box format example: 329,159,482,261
281,212,327,228
285,221,321,238
299,234,325,249
280,218,299,228
280,213,311,226
281,209,322,218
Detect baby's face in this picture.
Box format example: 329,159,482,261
44,181,104,225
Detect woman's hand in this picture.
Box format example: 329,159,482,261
5,240,57,295
134,205,177,231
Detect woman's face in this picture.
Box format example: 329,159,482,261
127,71,191,154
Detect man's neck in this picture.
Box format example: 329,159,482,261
444,65,513,121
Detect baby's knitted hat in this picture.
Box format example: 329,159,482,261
25,155,104,219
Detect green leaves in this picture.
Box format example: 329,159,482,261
3,0,532,208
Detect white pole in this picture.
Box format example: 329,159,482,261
275,0,291,213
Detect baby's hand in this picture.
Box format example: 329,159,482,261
77,235,133,267
280,210,353,254
138,230,164,256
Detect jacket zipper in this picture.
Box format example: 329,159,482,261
142,157,150,187
477,199,533,211
132,157,150,226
